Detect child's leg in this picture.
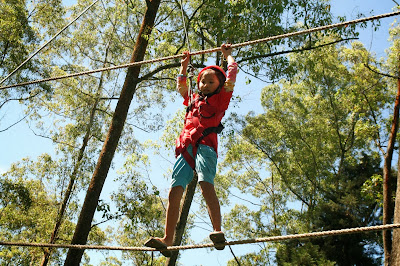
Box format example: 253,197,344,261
199,181,221,232
159,185,184,246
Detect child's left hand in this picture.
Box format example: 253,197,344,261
221,43,232,58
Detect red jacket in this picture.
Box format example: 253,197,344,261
175,63,238,168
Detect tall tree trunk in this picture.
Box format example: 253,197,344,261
63,1,161,264
391,155,400,266
166,172,198,266
383,65,400,265
390,69,400,266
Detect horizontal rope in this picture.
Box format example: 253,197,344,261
1,10,399,91
0,223,399,252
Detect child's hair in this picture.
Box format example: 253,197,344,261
197,66,227,92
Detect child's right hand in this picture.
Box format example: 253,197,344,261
181,51,190,67
221,43,235,65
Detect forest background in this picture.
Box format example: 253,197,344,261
1,0,400,265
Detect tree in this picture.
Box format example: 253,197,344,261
111,153,167,265
0,0,64,131
0,156,107,265
386,10,400,266
64,0,162,264
220,37,391,265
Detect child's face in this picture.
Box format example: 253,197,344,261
198,70,220,95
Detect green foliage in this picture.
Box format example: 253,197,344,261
362,174,383,206
0,174,61,264
0,154,108,264
111,152,167,265
0,0,64,101
276,241,335,266
227,249,275,266
221,36,390,264
0,0,36,78
0,177,32,210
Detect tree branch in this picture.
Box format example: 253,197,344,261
0,113,29,132
0,91,41,109
237,37,358,64
364,63,400,79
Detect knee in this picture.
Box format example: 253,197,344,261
199,181,215,193
169,186,184,200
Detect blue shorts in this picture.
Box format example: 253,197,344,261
171,144,217,189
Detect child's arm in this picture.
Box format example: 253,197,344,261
221,44,238,92
177,51,190,98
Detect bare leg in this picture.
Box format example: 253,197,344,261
156,185,184,246
199,181,222,232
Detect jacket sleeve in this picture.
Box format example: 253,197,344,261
177,75,188,99
223,62,238,92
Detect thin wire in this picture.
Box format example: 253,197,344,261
229,245,242,266
179,0,191,52
0,0,101,85
1,10,400,91
179,0,194,104
0,223,399,252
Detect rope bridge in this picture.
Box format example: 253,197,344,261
1,223,399,252
1,10,400,91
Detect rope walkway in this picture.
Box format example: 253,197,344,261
1,10,400,91
1,223,399,252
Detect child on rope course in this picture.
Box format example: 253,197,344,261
145,43,238,257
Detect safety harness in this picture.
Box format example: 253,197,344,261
175,66,227,170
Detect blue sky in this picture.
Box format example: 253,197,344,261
0,0,399,265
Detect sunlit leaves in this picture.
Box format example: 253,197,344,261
221,35,389,264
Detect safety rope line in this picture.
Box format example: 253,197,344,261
179,0,191,53
0,223,399,252
0,0,101,85
1,10,399,91
178,0,194,104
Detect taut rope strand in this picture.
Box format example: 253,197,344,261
0,223,399,252
1,10,399,90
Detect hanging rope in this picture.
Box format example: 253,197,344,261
179,0,195,104
1,10,399,91
179,0,192,53
0,223,399,252
0,0,101,85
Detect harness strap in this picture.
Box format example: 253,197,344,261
181,147,196,170
178,123,224,170
196,123,224,147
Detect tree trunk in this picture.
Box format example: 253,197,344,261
391,156,400,266
390,70,400,266
166,172,198,266
63,1,161,264
383,66,400,265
